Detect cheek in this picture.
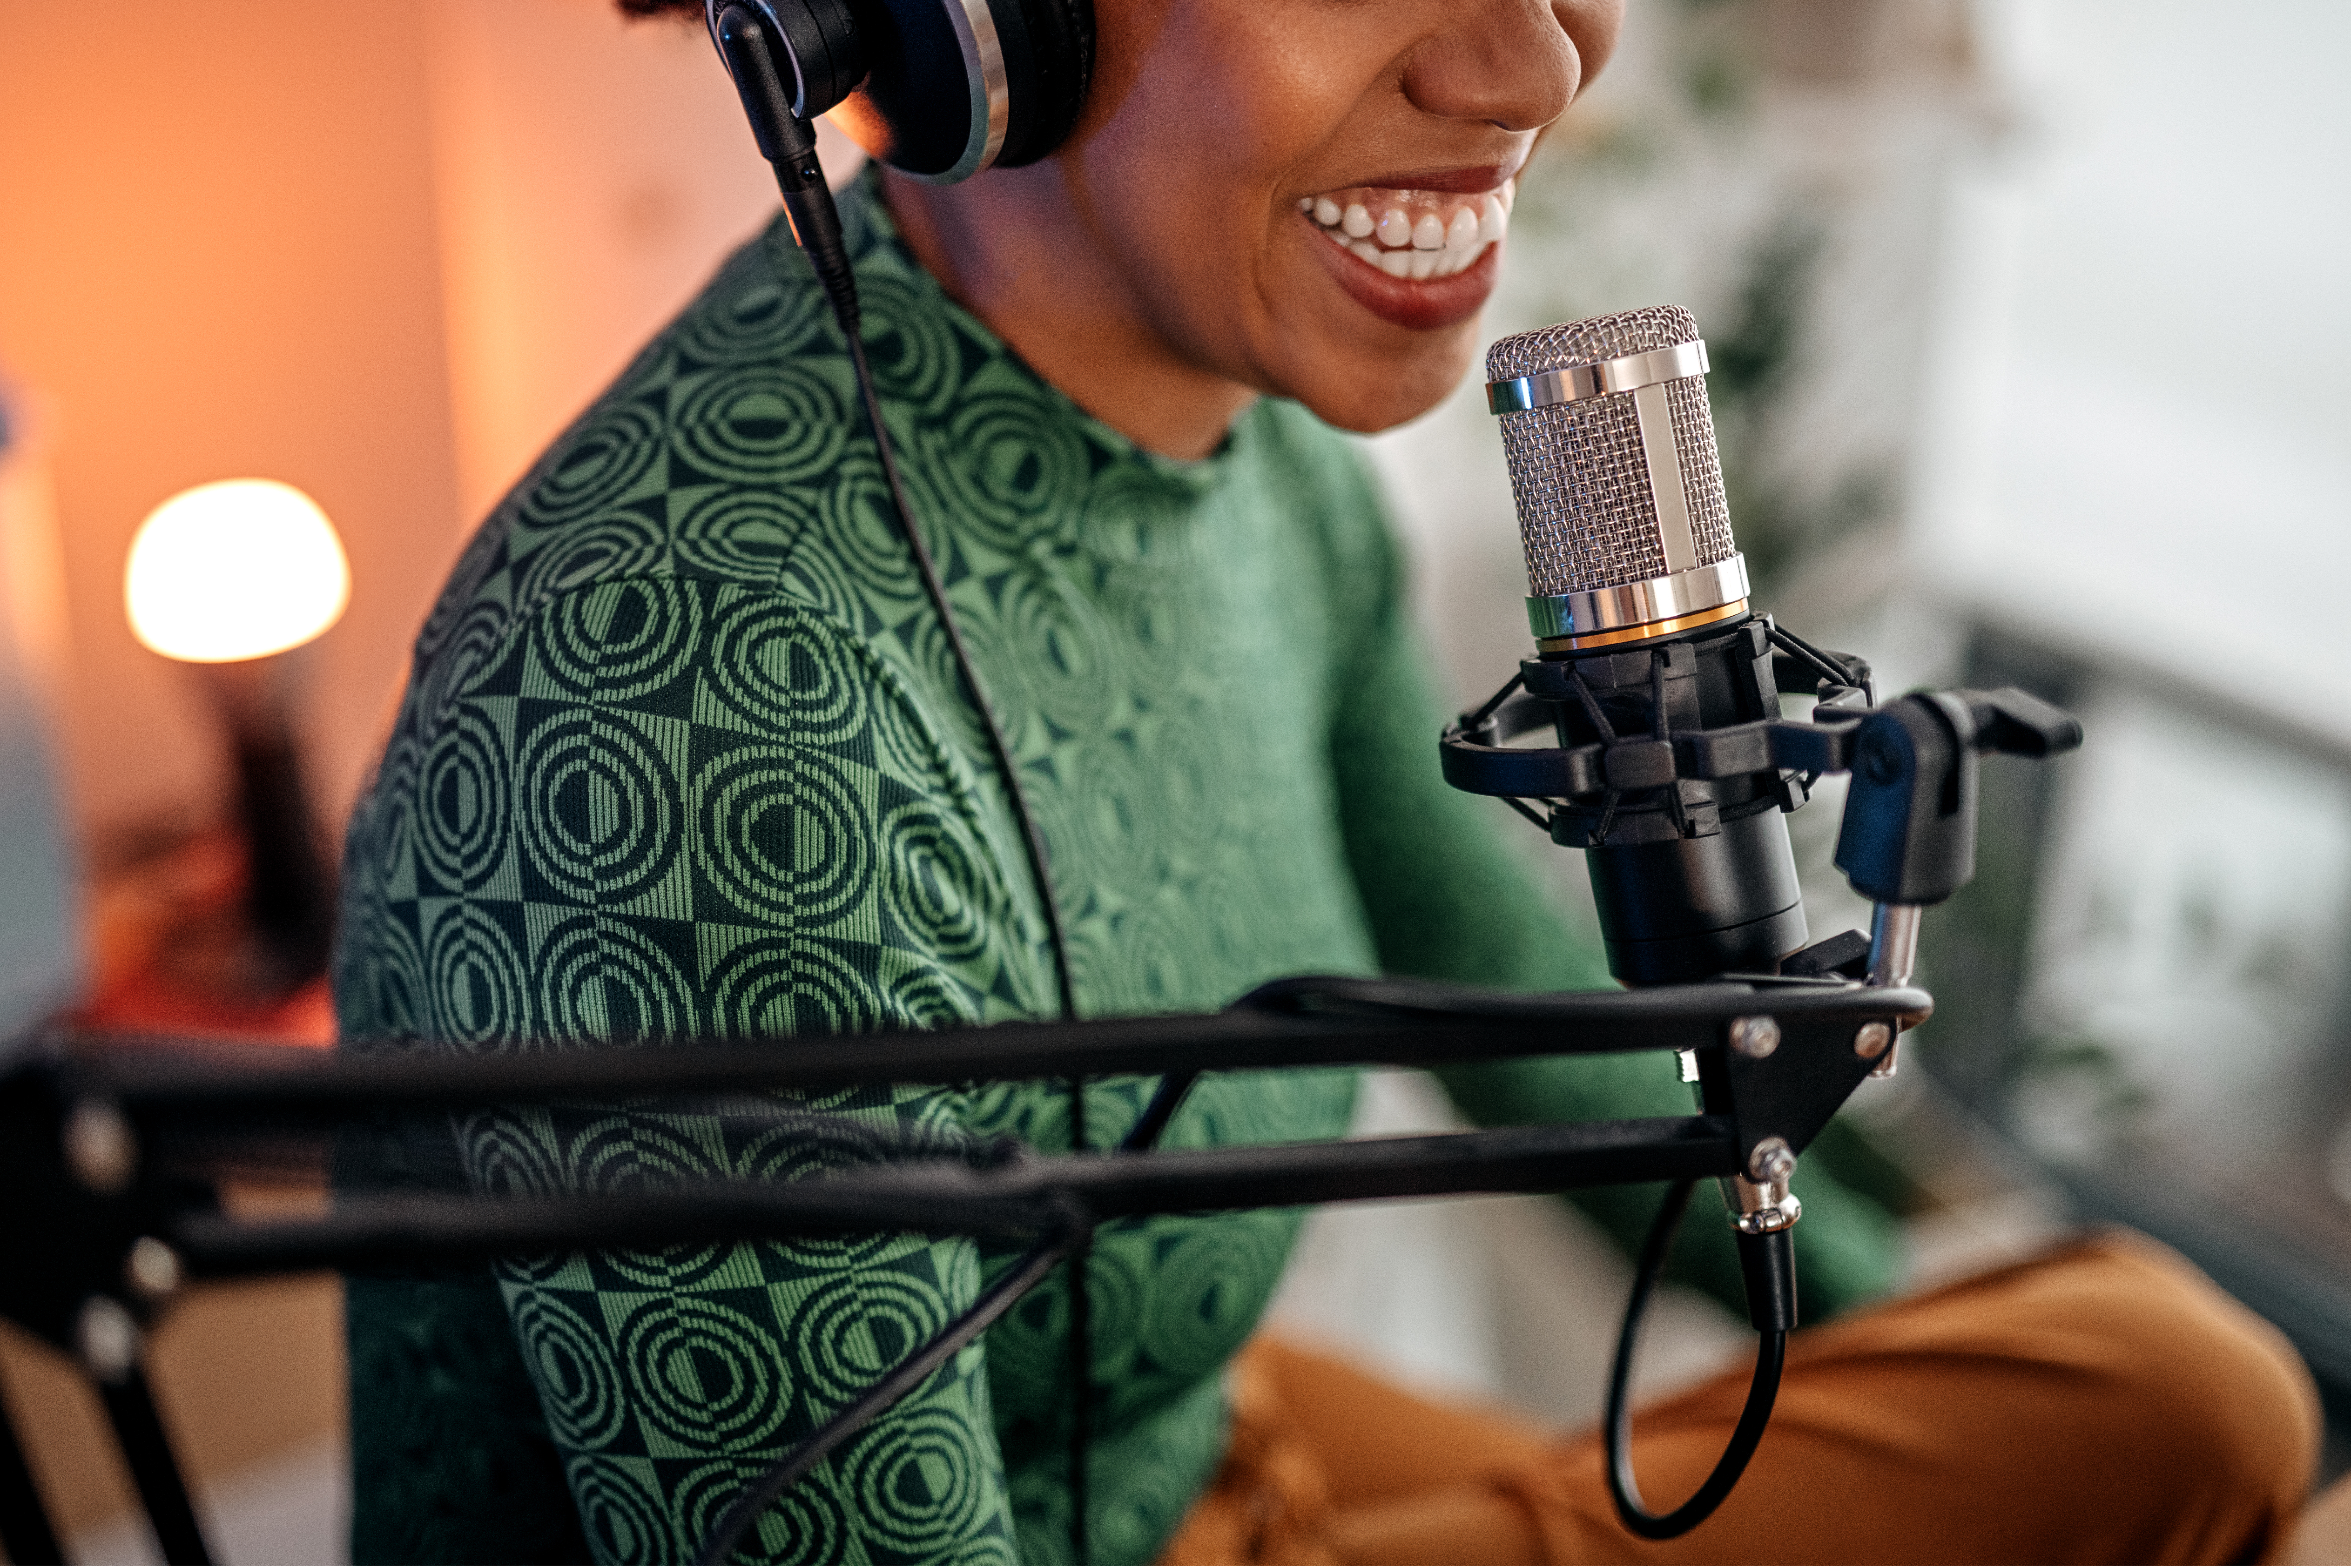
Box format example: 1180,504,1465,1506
1077,4,1361,216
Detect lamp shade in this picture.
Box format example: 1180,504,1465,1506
125,479,350,663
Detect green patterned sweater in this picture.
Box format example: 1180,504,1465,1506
333,171,1898,1565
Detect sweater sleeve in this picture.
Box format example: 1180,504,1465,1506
1319,474,1903,1318
346,572,1033,1564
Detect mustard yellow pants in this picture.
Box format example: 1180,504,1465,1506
1164,1232,2318,1565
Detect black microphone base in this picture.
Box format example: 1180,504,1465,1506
1589,806,1807,986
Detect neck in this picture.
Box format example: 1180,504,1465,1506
882,166,1257,463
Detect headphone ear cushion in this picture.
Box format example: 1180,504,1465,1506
992,0,1094,168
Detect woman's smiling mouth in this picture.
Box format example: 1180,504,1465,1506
1296,175,1515,330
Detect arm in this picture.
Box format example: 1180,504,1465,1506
1319,483,1902,1317
355,573,1031,1563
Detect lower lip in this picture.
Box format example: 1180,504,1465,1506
1305,215,1502,331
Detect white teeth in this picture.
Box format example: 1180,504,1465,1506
1498,178,1515,214
1478,194,1507,245
1301,186,1504,281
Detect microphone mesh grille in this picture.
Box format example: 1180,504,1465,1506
1485,306,1735,599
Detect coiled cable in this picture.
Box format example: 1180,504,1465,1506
1604,1178,1790,1540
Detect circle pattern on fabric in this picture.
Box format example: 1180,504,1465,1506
693,749,870,926
517,716,681,908
520,400,666,530
734,1135,901,1275
413,525,508,664
532,578,703,702
562,1115,733,1291
879,800,993,962
672,488,810,585
335,188,1391,1568
512,1288,628,1450
671,1457,836,1564
416,599,513,728
837,1403,993,1559
673,260,828,367
1139,1212,1296,1377
416,705,510,894
344,908,428,1043
705,599,868,740
535,915,696,1043
566,1453,673,1566
617,1295,793,1452
425,904,527,1045
367,734,423,887
751,938,885,1037
742,1472,852,1564
671,363,848,486
813,461,924,610
992,569,1117,737
874,958,984,1030
515,508,669,619
788,1270,952,1408
855,272,962,416
452,1108,563,1201
921,385,1089,552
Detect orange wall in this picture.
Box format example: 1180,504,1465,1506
0,0,464,843
423,0,792,525
0,0,805,865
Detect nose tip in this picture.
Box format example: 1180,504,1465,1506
1402,0,1582,135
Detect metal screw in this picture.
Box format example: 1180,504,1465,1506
125,1237,183,1304
1747,1136,1797,1184
65,1100,136,1193
1853,1021,1893,1061
77,1297,140,1384
1729,1016,1781,1059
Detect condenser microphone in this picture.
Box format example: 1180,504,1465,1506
1482,306,1809,986
1487,305,1748,650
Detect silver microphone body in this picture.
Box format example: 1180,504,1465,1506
1487,305,1750,649
1485,307,1805,985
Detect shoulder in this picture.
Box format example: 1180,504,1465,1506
410,186,914,695
337,570,1042,1047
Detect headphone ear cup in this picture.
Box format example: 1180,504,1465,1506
828,0,1094,181
992,0,1094,168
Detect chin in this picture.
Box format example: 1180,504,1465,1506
1278,333,1481,435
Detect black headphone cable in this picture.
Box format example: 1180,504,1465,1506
711,27,1095,1554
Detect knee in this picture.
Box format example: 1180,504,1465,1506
2061,1232,2320,1555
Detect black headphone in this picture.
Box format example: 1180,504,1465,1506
706,0,1095,183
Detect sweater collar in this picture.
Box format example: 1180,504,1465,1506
818,167,1257,504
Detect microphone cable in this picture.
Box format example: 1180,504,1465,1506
694,1210,1083,1564
1604,1178,1788,1541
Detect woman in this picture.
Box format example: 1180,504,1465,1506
333,0,2317,1560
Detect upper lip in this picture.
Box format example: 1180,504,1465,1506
1314,155,1525,196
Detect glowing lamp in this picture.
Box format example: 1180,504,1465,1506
125,479,349,663
123,479,347,992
